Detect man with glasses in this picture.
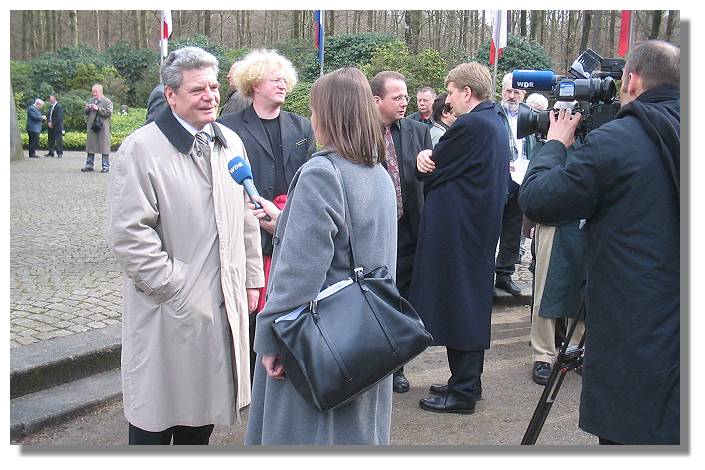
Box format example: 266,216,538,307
494,73,529,297
370,71,432,394
218,49,316,383
408,87,437,128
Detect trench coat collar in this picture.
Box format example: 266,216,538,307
155,107,229,155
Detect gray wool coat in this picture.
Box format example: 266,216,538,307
245,151,398,445
85,95,113,155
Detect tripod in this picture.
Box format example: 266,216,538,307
521,299,586,445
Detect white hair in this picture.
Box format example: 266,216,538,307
525,93,548,110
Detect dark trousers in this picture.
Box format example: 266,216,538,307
395,215,416,376
446,347,484,401
128,422,214,445
249,311,257,383
495,187,523,278
28,131,40,157
47,128,63,155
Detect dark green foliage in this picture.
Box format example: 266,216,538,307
271,38,318,81
361,42,448,114
282,81,313,117
323,33,399,72
106,40,159,106
61,89,93,131
132,64,162,109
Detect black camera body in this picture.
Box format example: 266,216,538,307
512,49,626,140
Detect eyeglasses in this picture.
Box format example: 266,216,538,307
268,78,288,86
390,95,410,103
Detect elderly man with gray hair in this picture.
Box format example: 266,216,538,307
107,46,264,445
26,98,46,158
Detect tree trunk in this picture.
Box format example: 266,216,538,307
103,11,110,51
608,10,616,56
22,11,29,59
367,10,373,32
580,10,592,52
565,10,577,71
520,10,527,37
10,86,24,161
404,10,421,54
591,10,603,52
665,10,677,42
204,10,211,38
133,11,141,49
328,10,335,37
650,10,663,39
95,10,101,52
529,10,538,40
69,10,78,47
293,11,300,40
140,10,147,48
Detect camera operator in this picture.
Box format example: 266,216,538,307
519,40,680,445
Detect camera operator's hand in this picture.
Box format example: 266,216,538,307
547,108,581,149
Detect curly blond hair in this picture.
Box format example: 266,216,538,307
234,49,298,98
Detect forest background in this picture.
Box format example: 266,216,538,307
9,10,680,150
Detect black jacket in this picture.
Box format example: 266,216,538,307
46,102,64,131
218,105,317,255
519,86,680,444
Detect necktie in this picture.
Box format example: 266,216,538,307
194,131,211,158
384,125,404,220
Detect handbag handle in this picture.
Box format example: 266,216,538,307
322,154,365,277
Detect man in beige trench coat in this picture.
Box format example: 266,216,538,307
106,46,264,445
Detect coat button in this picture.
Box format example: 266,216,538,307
273,236,280,245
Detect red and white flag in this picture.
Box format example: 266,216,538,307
618,10,632,57
490,10,507,65
160,10,173,59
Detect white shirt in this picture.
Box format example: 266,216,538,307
172,111,214,151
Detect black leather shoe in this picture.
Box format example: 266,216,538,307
532,361,552,385
419,392,475,414
81,167,94,172
429,383,483,400
393,371,410,393
101,168,109,173
44,153,53,157
495,277,522,296
29,155,39,158
429,383,447,395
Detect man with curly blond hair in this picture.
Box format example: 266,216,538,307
217,49,316,382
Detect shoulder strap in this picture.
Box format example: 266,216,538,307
322,155,364,279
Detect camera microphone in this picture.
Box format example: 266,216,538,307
227,156,272,222
512,70,557,91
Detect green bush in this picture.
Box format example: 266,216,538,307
272,38,318,81
324,33,399,72
107,40,160,106
282,81,313,117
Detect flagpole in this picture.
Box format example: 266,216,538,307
319,10,325,78
628,10,634,54
491,43,500,102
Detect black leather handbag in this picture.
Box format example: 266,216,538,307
272,156,432,413
91,114,103,132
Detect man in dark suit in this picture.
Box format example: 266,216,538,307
45,95,64,157
370,71,432,394
219,60,252,117
413,62,508,414
217,49,316,383
144,84,168,125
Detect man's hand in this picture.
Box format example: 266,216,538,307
546,108,581,149
416,149,435,173
246,288,260,315
248,195,280,235
262,354,285,379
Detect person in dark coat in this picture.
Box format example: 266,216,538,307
45,94,64,157
26,98,45,158
219,60,252,116
519,40,680,445
217,49,316,384
370,71,433,394
413,62,508,414
144,84,168,125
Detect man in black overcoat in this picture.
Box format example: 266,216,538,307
413,62,508,414
370,71,433,394
519,40,680,445
45,94,64,158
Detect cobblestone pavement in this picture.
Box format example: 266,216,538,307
10,151,534,349
10,152,124,348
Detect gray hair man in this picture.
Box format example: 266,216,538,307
107,46,264,445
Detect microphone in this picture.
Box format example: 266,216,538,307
511,70,558,91
227,156,271,222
